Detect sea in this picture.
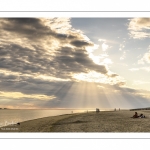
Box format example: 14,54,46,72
0,109,93,127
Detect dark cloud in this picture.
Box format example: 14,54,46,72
55,33,76,40
70,40,93,47
0,18,128,109
54,46,108,76
0,18,53,39
0,18,108,78
0,18,78,42
0,72,69,95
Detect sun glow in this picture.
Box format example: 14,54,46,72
37,75,71,81
72,71,125,85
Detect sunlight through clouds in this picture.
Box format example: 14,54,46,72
0,18,150,109
72,71,125,85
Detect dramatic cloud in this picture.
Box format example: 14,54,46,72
0,18,127,108
128,18,150,39
73,71,124,85
70,40,93,47
0,18,110,80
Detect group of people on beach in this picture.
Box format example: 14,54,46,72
131,112,146,118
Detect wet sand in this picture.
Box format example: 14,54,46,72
1,110,150,132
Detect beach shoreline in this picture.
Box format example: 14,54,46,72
1,110,150,132
0,112,82,132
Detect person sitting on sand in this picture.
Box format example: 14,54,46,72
131,112,139,118
139,113,146,118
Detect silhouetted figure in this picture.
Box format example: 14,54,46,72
119,108,120,111
114,108,116,111
96,108,100,113
131,112,139,118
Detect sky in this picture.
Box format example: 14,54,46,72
0,18,150,109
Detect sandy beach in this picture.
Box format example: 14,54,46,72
1,110,150,132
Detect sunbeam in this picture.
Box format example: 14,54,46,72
0,18,150,110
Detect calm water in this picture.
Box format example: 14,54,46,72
0,109,87,127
